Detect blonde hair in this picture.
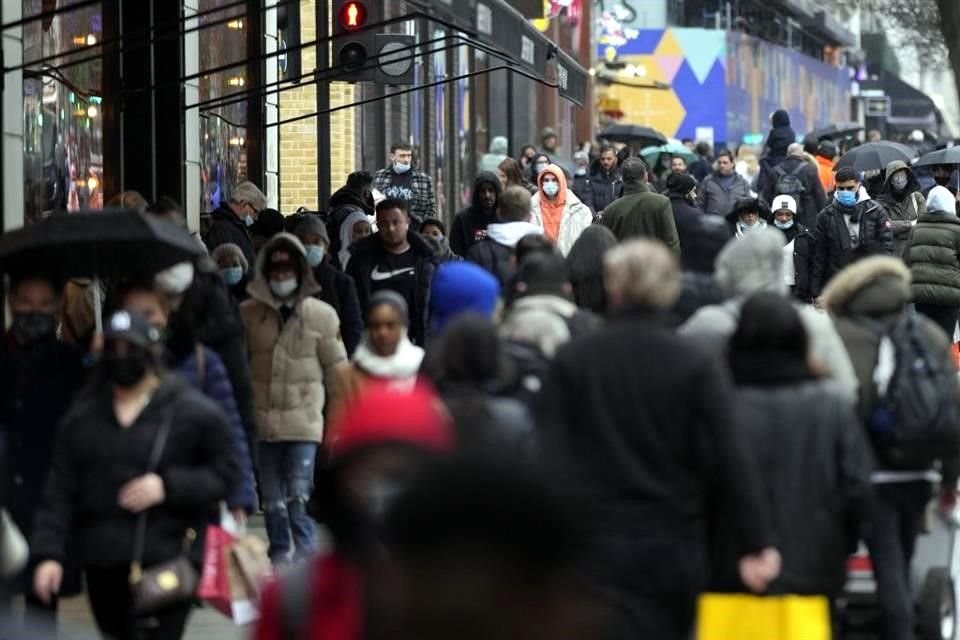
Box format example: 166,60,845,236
106,190,148,213
604,239,680,309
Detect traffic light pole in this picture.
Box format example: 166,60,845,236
316,0,332,211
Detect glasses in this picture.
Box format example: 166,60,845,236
835,185,858,192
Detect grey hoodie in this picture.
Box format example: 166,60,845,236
680,229,858,401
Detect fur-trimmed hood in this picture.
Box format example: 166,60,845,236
822,256,911,318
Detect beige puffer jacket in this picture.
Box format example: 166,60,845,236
240,233,347,443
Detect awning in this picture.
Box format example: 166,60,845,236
864,72,939,120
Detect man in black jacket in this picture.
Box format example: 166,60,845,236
204,181,267,266
587,145,622,213
537,239,780,640
466,186,542,287
294,215,364,356
449,172,502,257
665,173,703,256
762,143,826,230
327,171,374,264
347,198,438,346
812,167,894,301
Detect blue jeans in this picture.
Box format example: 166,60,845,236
258,441,318,563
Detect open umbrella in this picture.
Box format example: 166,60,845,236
599,124,667,148
834,141,917,173
640,143,697,168
0,209,204,331
914,147,960,168
808,123,863,141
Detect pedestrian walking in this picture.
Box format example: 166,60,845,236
249,208,286,254
537,239,780,640
327,171,375,266
347,198,438,346
211,242,250,304
811,167,894,300
877,160,926,258
822,256,960,640
373,143,437,227
815,140,838,194
253,383,454,640
204,180,266,266
465,186,541,288
32,310,238,640
699,150,752,218
565,225,618,314
726,196,770,239
527,152,552,184
449,172,502,257
570,151,594,209
418,218,458,262
342,291,426,403
529,164,592,256
293,215,364,355
428,261,500,336
665,173,703,253
903,185,960,338
756,109,797,196
496,157,536,194
770,195,816,303
336,209,373,272
518,144,537,171
118,281,257,521
479,136,509,174
682,229,858,401
240,234,348,563
762,143,827,229
600,157,679,254
0,273,86,628
710,292,871,598
688,141,713,182
670,214,729,324
587,145,623,214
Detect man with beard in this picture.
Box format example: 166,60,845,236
449,172,502,257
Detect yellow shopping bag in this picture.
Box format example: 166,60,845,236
696,593,831,640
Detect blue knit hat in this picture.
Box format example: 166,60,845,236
429,262,500,334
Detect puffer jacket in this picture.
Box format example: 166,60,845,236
500,295,599,359
587,165,623,213
240,234,348,443
877,160,926,258
811,199,894,297
700,171,752,217
904,212,960,306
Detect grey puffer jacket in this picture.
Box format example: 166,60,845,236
699,171,752,217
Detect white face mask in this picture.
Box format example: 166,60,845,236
393,162,411,174
269,278,298,299
542,181,560,197
155,261,195,295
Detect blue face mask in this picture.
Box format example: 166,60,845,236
542,181,560,197
774,219,794,230
835,190,857,208
393,162,411,174
244,214,255,227
306,244,325,267
220,266,243,286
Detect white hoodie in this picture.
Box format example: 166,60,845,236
927,185,957,217
486,221,544,247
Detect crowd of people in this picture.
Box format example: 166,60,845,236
3,111,960,640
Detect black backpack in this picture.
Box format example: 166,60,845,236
774,163,807,199
864,311,960,469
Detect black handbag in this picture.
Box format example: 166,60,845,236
129,410,199,615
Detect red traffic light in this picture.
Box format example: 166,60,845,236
338,1,367,31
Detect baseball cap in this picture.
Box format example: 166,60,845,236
773,195,797,214
103,310,162,349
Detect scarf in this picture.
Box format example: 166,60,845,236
352,335,424,381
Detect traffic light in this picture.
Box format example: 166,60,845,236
332,0,378,82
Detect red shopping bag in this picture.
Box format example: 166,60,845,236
198,524,271,625
197,524,235,617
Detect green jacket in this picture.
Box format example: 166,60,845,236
600,182,680,256
905,212,960,306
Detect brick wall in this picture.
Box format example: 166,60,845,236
278,0,357,212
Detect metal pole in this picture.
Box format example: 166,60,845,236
506,71,515,158
316,0,331,211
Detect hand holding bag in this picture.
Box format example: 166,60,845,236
129,411,200,615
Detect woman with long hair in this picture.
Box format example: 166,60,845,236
498,157,536,194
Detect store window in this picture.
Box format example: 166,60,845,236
22,0,103,224
197,0,250,213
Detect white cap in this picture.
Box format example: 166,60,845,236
773,194,797,214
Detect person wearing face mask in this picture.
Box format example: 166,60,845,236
665,173,704,254
811,167,894,302
0,273,87,629
726,197,769,240
530,164,593,256
211,242,250,305
373,142,436,228
877,160,926,258
240,234,348,564
253,383,454,640
449,172,503,257
204,180,267,267
769,195,816,303
32,309,238,640
924,164,960,198
528,152,553,184
419,218,458,262
294,215,363,356
570,151,595,210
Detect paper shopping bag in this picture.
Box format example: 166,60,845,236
197,525,236,618
696,593,831,640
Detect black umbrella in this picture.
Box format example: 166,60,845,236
808,122,863,141
834,141,917,173
599,123,668,147
914,147,960,168
0,209,204,330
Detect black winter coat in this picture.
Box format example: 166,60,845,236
762,156,826,229
782,223,816,302
205,205,256,268
668,194,704,257
587,167,622,213
312,259,364,355
32,375,238,568
347,232,438,347
449,172,502,257
465,239,514,288
537,309,771,553
710,378,871,596
812,200,894,296
671,271,724,325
